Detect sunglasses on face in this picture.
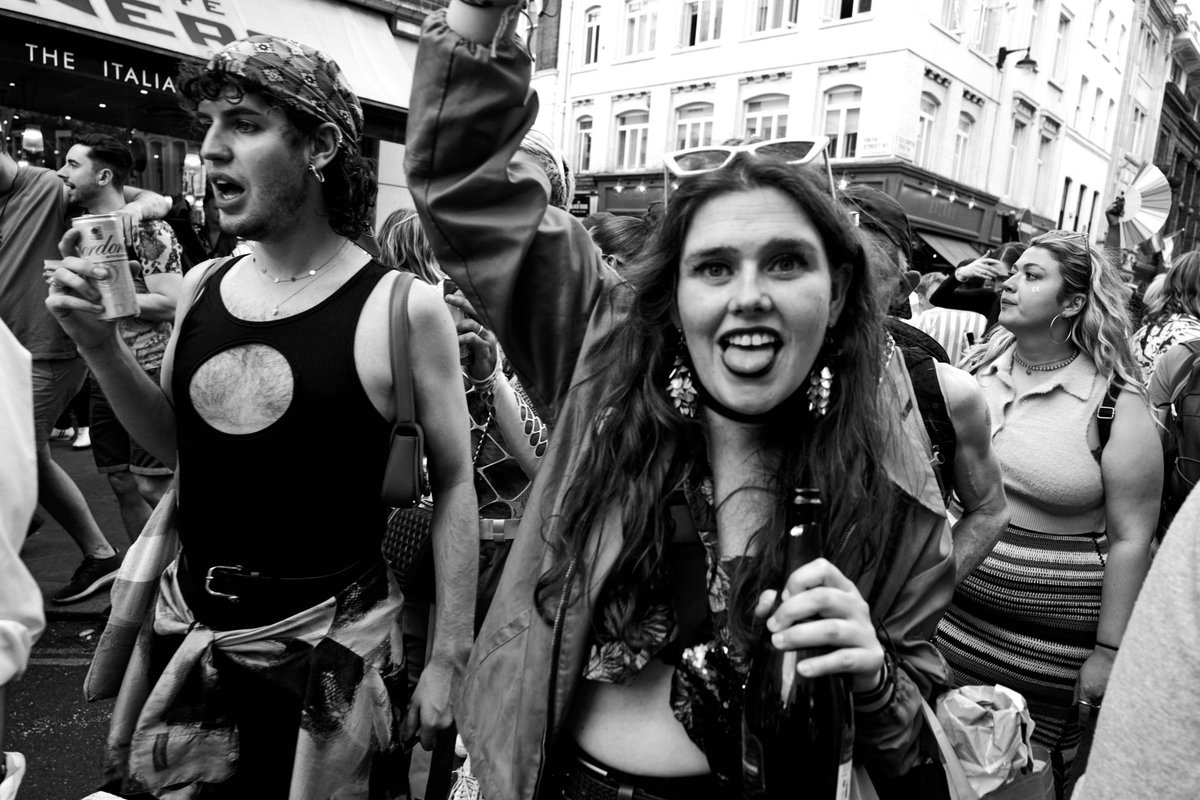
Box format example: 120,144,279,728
662,136,838,205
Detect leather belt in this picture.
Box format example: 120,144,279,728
558,751,721,800
200,557,374,603
479,517,520,543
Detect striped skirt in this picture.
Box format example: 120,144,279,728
934,524,1107,763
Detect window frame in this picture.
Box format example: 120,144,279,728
743,93,790,140
622,0,658,57
583,6,602,65
952,111,975,182
823,84,862,160
574,115,594,173
680,0,723,47
615,109,651,170
673,102,715,151
915,92,940,169
752,0,799,32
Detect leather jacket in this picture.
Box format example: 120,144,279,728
407,12,956,799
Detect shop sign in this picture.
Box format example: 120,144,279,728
858,137,892,158
894,135,917,162
569,194,593,218
19,40,177,93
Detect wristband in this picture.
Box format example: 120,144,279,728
1095,640,1120,653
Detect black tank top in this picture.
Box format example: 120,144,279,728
171,256,393,583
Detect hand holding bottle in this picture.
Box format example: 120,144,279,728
753,557,885,693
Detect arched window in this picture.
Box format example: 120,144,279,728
674,103,714,150
952,112,974,181
915,92,940,168
616,110,650,169
823,85,861,159
583,6,602,65
744,94,788,140
575,117,594,172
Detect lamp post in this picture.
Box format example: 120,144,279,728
996,46,1038,70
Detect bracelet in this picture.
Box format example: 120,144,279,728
466,358,501,393
1095,640,1120,652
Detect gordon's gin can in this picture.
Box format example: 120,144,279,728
73,214,137,320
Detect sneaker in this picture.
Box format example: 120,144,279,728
49,426,76,441
53,552,123,604
72,426,92,449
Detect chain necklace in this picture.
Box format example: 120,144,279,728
257,239,343,284
1013,347,1079,375
260,240,349,318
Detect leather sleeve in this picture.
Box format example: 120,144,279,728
406,11,608,426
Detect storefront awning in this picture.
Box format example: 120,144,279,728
919,232,983,267
1,0,414,112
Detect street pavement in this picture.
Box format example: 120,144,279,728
10,436,124,799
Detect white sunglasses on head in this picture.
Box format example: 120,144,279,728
662,136,838,205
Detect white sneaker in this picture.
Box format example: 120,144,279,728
49,426,75,441
72,426,92,449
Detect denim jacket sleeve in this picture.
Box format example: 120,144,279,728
406,10,609,426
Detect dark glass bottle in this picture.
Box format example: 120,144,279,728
741,488,854,799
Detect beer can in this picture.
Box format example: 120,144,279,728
73,213,138,320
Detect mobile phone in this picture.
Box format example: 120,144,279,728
442,278,459,297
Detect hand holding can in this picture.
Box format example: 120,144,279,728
71,213,138,320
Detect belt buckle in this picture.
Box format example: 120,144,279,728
205,564,246,602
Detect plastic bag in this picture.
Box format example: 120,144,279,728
936,685,1035,796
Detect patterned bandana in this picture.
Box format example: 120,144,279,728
205,36,363,154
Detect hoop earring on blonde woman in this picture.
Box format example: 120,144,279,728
308,162,326,183
1049,313,1075,345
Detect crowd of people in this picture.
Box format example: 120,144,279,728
1,1,1199,799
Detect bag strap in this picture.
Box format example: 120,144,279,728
390,271,418,434
1168,339,1200,407
1096,377,1122,451
919,700,980,800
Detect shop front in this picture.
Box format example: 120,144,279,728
1,0,413,214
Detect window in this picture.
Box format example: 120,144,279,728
574,116,593,172
615,110,650,169
970,0,1000,53
1103,99,1115,142
1005,119,1028,198
754,0,798,32
1088,0,1101,40
1103,11,1114,47
952,112,974,181
823,85,861,159
915,93,940,169
1132,105,1148,154
1035,134,1053,209
675,103,714,150
1052,15,1071,80
1074,182,1088,231
1074,77,1089,127
1117,25,1126,60
1142,27,1161,78
583,6,602,65
1027,0,1043,51
744,94,789,139
939,0,964,30
680,0,722,46
825,0,872,20
623,0,657,56
1058,176,1073,228
1090,88,1102,138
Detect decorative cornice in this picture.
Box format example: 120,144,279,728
671,81,717,94
738,70,793,85
1039,112,1063,135
1013,95,1037,119
572,97,595,107
924,67,951,87
612,90,651,103
817,60,867,74
962,89,985,106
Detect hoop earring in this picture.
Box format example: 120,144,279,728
666,332,697,419
307,162,325,183
1049,313,1075,345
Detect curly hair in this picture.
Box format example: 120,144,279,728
176,62,377,239
535,155,903,647
377,208,442,284
963,230,1144,392
1141,251,1200,326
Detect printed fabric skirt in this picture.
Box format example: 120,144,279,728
934,523,1107,766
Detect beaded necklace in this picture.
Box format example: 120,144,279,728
1013,347,1079,375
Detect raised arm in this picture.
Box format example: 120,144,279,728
406,3,609,423
935,362,1009,580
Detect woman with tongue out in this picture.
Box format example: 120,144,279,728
407,5,956,796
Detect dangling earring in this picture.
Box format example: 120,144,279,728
666,332,697,419
1049,313,1075,345
307,162,325,183
807,330,837,418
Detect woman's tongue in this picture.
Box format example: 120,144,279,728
722,342,776,375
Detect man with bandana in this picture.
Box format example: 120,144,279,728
46,36,478,799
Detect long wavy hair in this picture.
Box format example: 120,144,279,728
535,156,902,647
962,230,1143,391
377,208,443,284
176,63,377,239
1141,251,1200,327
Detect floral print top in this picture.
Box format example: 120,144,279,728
1134,313,1200,381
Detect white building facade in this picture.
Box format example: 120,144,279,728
529,0,1168,269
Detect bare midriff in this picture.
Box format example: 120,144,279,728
566,658,711,777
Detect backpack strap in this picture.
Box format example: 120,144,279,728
1096,378,1123,451
1168,340,1200,407
907,352,958,503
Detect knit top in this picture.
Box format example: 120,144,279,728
975,347,1108,534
